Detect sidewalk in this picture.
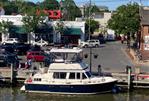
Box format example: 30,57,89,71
124,48,149,66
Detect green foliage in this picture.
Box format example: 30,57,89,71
0,0,82,21
86,19,99,34
55,21,65,34
39,0,59,10
0,20,13,34
85,5,100,17
62,0,82,20
22,14,44,33
4,2,18,15
108,3,140,35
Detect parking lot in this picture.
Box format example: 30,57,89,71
0,41,136,74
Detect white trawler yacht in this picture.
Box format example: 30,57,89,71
21,47,117,94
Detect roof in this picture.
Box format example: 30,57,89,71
63,28,83,35
49,62,87,70
50,48,82,53
140,7,149,25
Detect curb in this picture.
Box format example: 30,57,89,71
122,48,149,66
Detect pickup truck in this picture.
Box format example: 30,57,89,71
79,40,100,48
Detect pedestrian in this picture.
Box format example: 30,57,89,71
121,35,124,44
25,61,28,69
27,59,32,69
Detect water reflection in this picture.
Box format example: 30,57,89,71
1,87,149,101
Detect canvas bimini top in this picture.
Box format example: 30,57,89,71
50,47,83,53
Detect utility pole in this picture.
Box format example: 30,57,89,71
88,0,91,40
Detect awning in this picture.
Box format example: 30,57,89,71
63,28,83,35
9,26,27,34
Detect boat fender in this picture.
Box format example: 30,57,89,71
112,88,117,94
26,78,32,83
112,85,121,94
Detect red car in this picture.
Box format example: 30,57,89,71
26,51,47,62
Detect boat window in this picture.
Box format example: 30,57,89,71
82,73,87,79
85,72,91,78
34,78,41,81
69,72,75,79
76,73,80,79
53,72,66,79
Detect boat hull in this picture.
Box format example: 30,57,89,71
24,81,117,94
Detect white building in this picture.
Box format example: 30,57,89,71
93,12,112,27
0,15,23,25
92,12,115,39
0,15,23,43
0,15,86,44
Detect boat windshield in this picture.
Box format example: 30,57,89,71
51,52,83,62
85,71,92,78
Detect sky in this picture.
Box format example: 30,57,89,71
28,0,149,11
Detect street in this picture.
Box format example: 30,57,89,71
83,41,134,73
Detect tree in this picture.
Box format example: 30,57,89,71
4,2,19,15
62,0,82,20
54,21,65,43
39,0,59,10
22,14,44,44
84,5,100,17
85,19,99,34
108,3,140,37
0,20,13,42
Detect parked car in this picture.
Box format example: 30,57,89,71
29,45,43,52
26,51,50,62
2,38,19,45
98,34,106,44
1,43,31,55
0,51,19,67
33,40,48,46
13,43,31,55
79,40,100,48
1,43,15,53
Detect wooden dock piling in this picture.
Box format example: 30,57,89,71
127,67,131,90
10,64,14,84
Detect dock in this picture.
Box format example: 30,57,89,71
0,67,149,90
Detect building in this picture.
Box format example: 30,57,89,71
92,12,112,28
0,15,85,45
91,12,116,39
0,15,24,43
52,21,85,45
139,6,149,60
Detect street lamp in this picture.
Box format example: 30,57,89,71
84,47,98,73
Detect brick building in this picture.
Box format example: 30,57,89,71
139,7,149,60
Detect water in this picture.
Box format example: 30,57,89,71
1,87,149,101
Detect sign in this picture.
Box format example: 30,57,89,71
36,10,62,19
144,35,149,50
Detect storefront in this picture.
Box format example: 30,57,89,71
62,28,83,45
